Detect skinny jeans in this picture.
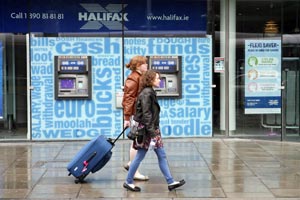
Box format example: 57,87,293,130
126,147,174,184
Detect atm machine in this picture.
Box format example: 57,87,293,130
54,55,92,100
147,56,182,98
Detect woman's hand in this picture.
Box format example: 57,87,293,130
149,139,156,150
124,120,130,128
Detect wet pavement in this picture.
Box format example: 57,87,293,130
0,137,300,199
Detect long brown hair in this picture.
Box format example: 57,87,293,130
125,55,147,71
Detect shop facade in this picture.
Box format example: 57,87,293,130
0,0,299,142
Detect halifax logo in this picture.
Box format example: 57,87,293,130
79,3,128,30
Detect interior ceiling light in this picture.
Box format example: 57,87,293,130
264,20,279,34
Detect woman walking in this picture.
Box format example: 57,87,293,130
123,70,185,192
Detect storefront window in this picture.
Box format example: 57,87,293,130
213,0,300,141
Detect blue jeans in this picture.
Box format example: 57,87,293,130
126,147,174,184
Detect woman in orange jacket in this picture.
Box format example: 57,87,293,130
122,55,149,181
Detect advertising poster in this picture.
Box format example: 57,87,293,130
0,41,3,119
244,40,281,114
214,57,224,73
124,37,212,138
30,37,212,140
30,37,123,140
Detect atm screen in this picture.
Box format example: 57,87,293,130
60,78,75,89
150,58,178,72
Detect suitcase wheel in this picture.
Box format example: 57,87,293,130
75,173,88,184
75,178,86,184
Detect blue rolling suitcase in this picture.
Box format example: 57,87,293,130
67,128,127,183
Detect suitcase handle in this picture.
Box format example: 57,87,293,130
82,151,97,172
110,127,128,145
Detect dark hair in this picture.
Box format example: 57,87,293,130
125,55,147,71
139,70,160,92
